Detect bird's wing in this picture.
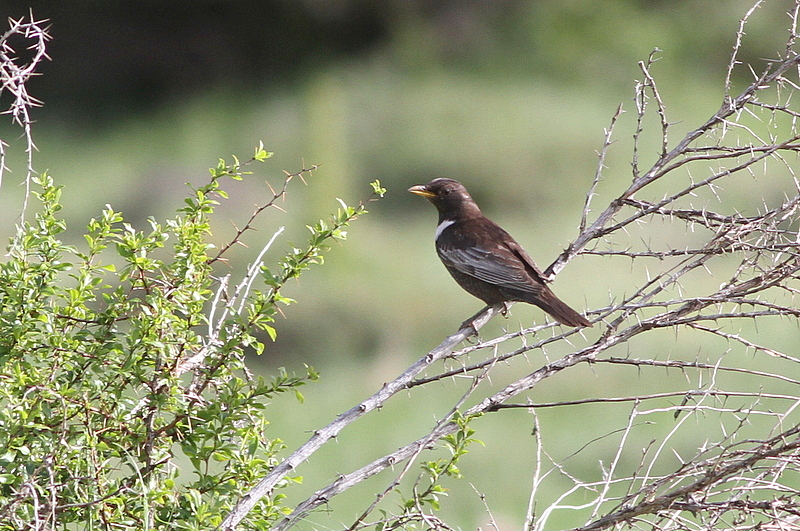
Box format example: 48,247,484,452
505,240,549,285
438,242,544,293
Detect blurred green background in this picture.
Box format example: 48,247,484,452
2,0,799,529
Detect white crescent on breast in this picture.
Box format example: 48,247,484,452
435,219,456,241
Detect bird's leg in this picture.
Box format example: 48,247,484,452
459,305,491,337
500,301,512,317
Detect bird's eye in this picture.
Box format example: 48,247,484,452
443,188,452,195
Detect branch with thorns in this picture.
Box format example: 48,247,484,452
208,163,320,266
0,12,50,219
221,2,800,530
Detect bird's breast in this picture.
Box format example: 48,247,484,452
434,219,456,241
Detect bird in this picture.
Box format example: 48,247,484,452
408,178,591,328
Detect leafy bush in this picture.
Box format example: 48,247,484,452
0,49,384,526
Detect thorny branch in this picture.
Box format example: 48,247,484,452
224,2,800,530
207,164,319,266
0,12,50,220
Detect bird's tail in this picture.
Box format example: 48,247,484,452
532,287,591,328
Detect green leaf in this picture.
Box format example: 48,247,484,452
254,141,274,161
370,179,386,197
263,324,278,341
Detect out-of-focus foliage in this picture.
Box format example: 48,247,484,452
0,1,781,119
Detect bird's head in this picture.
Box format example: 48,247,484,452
408,178,482,219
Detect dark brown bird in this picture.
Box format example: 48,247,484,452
408,178,590,328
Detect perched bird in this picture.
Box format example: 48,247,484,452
408,178,590,328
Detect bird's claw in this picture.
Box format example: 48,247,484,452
459,317,481,338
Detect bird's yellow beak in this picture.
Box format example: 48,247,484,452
408,185,435,198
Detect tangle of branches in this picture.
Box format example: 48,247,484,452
222,2,800,530
0,11,49,217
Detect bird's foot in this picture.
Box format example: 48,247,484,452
499,301,512,317
459,305,490,337
459,316,481,338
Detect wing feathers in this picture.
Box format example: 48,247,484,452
436,222,546,295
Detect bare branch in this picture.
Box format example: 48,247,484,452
221,3,800,530
0,12,50,220
219,304,506,530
